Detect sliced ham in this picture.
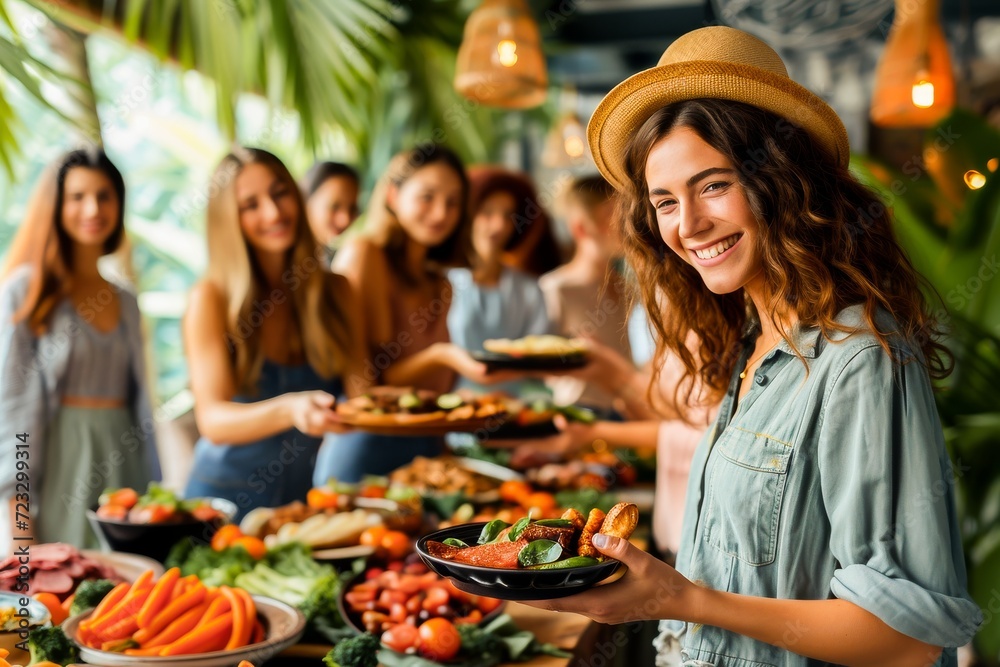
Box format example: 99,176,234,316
0,543,122,598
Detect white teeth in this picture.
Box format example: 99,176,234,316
694,234,740,260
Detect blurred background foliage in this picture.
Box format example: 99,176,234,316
853,109,1000,659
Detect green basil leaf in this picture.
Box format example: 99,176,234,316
478,519,509,545
532,518,573,528
508,516,532,541
442,537,468,548
517,539,562,567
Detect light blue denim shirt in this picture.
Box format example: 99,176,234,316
657,305,982,667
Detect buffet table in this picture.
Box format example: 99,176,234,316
279,602,592,666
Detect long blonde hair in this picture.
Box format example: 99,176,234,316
204,147,351,391
364,143,471,286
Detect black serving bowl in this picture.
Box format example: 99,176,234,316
87,497,237,563
416,522,621,601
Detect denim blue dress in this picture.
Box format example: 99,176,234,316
185,359,342,521
312,432,442,486
655,305,982,666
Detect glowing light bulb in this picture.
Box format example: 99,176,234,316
564,135,584,157
497,40,518,67
988,158,999,173
964,170,986,190
912,79,935,108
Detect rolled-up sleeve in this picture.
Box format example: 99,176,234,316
818,344,983,647
0,273,45,499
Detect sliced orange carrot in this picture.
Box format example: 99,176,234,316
140,601,210,648
79,582,129,632
86,581,154,638
61,593,75,613
158,613,232,656
220,587,246,650
249,620,264,645
232,588,255,647
238,661,255,667
137,567,180,629
200,591,231,623
100,614,140,641
139,583,206,639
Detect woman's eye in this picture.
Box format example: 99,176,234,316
655,199,676,211
704,181,730,193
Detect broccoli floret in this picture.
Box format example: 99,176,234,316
323,634,379,667
69,579,117,617
458,623,507,662
27,626,79,666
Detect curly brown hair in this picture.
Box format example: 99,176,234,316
618,99,952,408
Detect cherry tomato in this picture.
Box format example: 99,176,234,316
358,484,387,499
360,525,388,549
418,618,461,661
129,503,174,524
522,491,557,512
307,487,340,509
232,535,267,559
476,596,503,614
33,592,67,625
95,504,127,521
380,531,411,560
190,505,222,522
382,623,420,653
211,524,244,551
499,480,532,504
99,488,139,510
421,587,449,612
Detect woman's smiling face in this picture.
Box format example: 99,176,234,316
646,126,763,296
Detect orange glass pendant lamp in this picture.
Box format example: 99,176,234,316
871,0,955,127
455,0,548,109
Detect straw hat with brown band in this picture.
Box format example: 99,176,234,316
587,26,851,192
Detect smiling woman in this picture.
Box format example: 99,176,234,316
0,148,160,549
181,147,369,521
512,25,984,667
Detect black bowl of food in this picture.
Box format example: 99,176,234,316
415,507,635,601
87,485,237,563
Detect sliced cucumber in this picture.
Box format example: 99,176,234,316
398,393,422,409
436,393,464,409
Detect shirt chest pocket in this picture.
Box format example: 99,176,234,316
702,428,792,566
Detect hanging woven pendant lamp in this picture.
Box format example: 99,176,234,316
870,0,955,127
454,0,548,109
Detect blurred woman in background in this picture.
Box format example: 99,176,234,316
0,148,160,547
446,167,551,394
317,144,514,483
183,147,366,520
301,161,361,261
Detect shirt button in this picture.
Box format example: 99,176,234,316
755,374,768,386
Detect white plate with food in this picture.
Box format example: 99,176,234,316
63,595,305,667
